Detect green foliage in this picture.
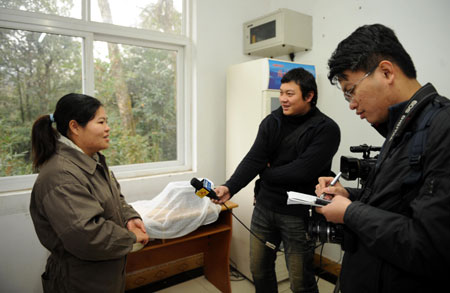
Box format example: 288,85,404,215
0,27,82,176
0,0,182,177
122,45,177,161
0,0,75,17
139,0,182,34
102,118,154,165
0,118,33,176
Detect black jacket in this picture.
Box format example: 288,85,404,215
225,106,340,216
341,83,450,293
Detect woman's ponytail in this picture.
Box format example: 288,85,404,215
31,115,59,171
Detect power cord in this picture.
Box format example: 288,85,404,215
229,259,246,282
314,243,342,292
315,243,325,284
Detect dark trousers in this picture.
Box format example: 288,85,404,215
250,204,318,293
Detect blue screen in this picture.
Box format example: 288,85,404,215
268,60,316,90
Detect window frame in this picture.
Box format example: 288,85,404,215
0,2,192,193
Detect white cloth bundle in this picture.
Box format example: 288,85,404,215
130,181,221,239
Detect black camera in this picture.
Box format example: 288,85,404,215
307,214,356,251
307,216,343,244
340,144,381,185
306,144,381,251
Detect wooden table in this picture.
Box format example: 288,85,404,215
125,201,238,292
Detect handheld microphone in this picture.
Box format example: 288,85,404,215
190,177,220,200
191,178,278,251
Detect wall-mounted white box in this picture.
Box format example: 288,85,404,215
243,8,312,57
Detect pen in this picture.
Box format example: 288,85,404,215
319,172,342,199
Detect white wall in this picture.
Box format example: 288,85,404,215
1,0,450,291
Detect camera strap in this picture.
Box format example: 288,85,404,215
374,84,438,172
359,84,442,204
402,97,448,185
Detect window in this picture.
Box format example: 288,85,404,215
0,28,83,177
91,0,182,33
93,40,178,165
0,0,190,192
0,0,81,18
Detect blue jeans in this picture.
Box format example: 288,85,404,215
250,203,318,293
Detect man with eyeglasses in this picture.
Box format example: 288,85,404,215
315,24,450,293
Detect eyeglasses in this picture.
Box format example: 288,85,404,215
336,66,377,103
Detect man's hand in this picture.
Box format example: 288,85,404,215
212,185,231,204
315,176,351,224
315,176,349,200
316,195,351,224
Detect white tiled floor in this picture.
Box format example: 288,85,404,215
156,276,336,292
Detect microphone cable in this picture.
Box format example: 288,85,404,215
190,177,281,252
222,201,282,252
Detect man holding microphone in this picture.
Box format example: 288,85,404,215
214,67,340,293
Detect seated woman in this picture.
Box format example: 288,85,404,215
30,93,149,293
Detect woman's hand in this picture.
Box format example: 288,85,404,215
127,218,149,245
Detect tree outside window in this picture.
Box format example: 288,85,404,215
0,0,184,177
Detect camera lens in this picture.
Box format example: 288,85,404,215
307,220,344,245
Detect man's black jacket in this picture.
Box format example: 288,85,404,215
342,83,450,293
225,106,340,217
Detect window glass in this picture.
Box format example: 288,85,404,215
94,40,177,165
0,0,81,18
0,28,83,176
0,0,187,185
91,0,183,33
